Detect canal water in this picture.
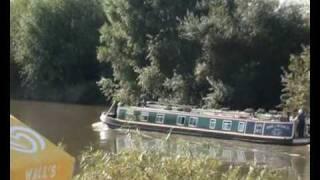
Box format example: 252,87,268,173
10,100,310,179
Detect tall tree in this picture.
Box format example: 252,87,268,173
97,0,200,105
280,46,310,113
179,0,309,109
11,0,109,103
98,0,309,108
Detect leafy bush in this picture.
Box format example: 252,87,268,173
10,0,110,104
137,65,165,99
280,46,310,113
202,79,233,109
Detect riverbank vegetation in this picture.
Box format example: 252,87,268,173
10,0,310,112
72,129,294,179
280,46,310,113
74,144,289,180
10,0,110,104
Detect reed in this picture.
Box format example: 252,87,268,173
74,130,289,180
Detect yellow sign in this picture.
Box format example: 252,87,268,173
10,115,75,180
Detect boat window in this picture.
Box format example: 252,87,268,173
139,111,149,121
155,114,165,124
176,116,186,126
188,117,198,127
254,123,264,134
222,120,232,131
209,119,216,129
238,122,245,132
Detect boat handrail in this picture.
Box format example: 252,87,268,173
128,102,286,122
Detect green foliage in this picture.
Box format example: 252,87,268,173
10,0,31,96
280,46,310,113
97,78,118,101
11,0,310,109
97,0,200,105
161,72,188,104
97,0,309,109
203,79,233,109
74,147,288,180
179,0,309,109
137,65,165,99
10,0,110,104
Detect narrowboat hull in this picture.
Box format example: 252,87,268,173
103,117,309,146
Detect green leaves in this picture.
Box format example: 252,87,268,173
11,0,309,108
137,65,165,98
203,79,233,109
97,78,118,101
11,0,108,103
97,0,200,105
179,0,309,109
280,46,310,113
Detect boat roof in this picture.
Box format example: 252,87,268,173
119,105,292,124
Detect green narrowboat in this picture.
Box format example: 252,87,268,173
99,103,310,145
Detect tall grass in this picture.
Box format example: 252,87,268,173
74,129,289,180
74,148,288,180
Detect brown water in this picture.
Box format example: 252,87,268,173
10,100,310,179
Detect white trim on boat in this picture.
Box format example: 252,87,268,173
292,138,310,144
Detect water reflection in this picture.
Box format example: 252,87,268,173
97,128,309,180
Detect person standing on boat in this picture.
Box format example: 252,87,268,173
295,108,306,138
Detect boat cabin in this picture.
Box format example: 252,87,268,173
99,102,309,145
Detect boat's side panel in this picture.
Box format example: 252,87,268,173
118,109,126,119
149,111,157,123
164,113,177,125
215,119,223,130
116,107,294,139
133,110,139,120
263,123,293,137
197,117,210,129
231,120,239,132
104,117,299,145
245,122,255,134
184,116,190,126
